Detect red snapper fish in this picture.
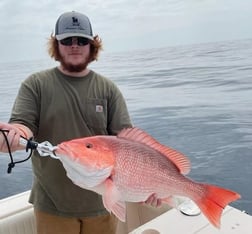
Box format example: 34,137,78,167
55,127,240,228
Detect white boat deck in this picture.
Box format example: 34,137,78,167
0,191,251,234
130,205,252,234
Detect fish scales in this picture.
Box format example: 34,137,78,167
109,137,190,200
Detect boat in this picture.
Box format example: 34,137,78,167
130,202,252,234
1,190,251,234
0,191,35,234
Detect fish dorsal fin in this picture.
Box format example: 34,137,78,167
117,127,191,174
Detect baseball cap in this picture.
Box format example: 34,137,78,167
55,11,93,41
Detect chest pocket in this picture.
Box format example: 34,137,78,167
84,98,107,130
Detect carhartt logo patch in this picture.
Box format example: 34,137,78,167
96,105,103,112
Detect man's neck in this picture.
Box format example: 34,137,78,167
58,65,90,77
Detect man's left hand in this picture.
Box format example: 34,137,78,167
143,193,162,208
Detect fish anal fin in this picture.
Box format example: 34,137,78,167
162,196,179,208
118,127,191,174
102,178,126,222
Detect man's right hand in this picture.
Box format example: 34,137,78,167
0,122,32,153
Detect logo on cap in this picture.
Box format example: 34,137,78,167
72,17,80,26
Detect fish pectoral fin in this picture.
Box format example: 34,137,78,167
102,178,126,222
103,197,126,222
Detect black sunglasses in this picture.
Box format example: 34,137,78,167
59,37,90,46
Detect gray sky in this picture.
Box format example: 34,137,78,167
0,0,251,62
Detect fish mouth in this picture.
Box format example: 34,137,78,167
56,144,72,155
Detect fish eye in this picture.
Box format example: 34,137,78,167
85,143,93,148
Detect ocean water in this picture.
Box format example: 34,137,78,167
0,39,251,215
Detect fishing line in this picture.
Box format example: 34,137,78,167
0,129,33,174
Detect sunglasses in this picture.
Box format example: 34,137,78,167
59,37,90,46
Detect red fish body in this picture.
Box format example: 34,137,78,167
56,127,240,228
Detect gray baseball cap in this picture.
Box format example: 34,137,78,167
55,11,93,41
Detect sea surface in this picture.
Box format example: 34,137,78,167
0,39,251,215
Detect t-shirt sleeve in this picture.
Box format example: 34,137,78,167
107,84,132,135
9,75,40,136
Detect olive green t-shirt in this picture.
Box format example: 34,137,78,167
9,67,132,217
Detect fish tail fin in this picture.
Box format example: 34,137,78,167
194,184,241,228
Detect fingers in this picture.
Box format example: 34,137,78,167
0,124,22,152
0,122,13,130
7,129,21,150
144,193,162,208
0,131,6,151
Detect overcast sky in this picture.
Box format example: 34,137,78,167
0,0,251,62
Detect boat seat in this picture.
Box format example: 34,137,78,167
0,191,35,234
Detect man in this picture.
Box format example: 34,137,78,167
0,11,163,234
